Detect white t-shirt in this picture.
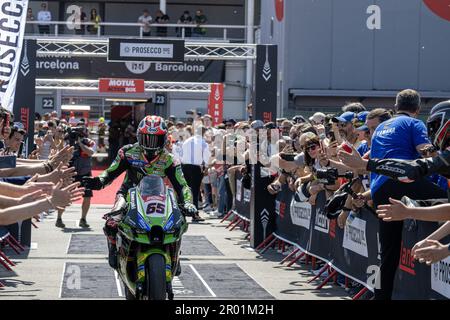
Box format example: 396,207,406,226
138,15,153,32
37,10,52,24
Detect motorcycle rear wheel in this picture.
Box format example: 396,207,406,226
145,254,167,300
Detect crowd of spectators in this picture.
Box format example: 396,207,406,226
163,90,450,300
1,87,449,300
0,107,85,227
26,3,209,37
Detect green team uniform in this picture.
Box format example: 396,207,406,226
98,143,193,205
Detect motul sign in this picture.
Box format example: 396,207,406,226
207,83,224,126
99,78,145,93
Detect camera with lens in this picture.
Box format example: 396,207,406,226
65,126,86,159
66,127,85,146
315,167,354,185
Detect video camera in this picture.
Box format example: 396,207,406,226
65,126,86,147
315,167,354,185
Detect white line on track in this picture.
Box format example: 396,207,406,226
59,262,67,299
114,271,123,297
189,264,216,298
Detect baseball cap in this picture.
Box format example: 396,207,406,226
332,112,356,123
309,112,326,124
251,120,264,130
292,115,306,124
355,111,370,131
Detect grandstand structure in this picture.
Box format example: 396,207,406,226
28,0,260,121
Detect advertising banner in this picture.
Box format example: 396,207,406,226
0,0,29,111
254,45,278,123
108,38,185,63
99,78,145,94
207,83,224,126
13,39,36,155
36,56,225,83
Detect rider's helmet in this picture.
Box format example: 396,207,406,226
137,116,168,160
427,101,450,151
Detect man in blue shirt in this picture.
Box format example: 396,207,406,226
370,89,447,300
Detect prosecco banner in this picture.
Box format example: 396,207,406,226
0,0,29,111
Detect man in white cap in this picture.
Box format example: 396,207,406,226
309,112,326,126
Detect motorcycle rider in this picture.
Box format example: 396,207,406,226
82,116,200,268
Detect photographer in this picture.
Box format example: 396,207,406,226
293,132,339,205
58,124,96,228
336,109,393,228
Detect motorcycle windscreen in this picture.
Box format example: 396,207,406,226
138,175,166,197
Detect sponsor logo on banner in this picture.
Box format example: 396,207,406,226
37,59,80,71
0,0,29,111
399,241,416,275
260,209,270,240
255,45,277,124
262,46,272,82
120,43,174,59
314,208,329,234
290,200,311,229
431,257,450,298
99,78,145,93
207,83,224,126
109,39,185,63
236,179,242,202
125,61,151,74
279,201,285,219
243,189,251,203
342,215,368,258
20,44,30,76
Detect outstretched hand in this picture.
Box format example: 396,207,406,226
338,144,366,171
376,198,410,222
413,240,450,265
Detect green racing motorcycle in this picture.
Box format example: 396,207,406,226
107,175,188,300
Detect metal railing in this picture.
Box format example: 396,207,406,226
34,38,257,60
26,21,257,42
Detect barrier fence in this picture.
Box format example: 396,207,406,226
226,165,450,300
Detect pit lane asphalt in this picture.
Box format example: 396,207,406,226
0,205,348,300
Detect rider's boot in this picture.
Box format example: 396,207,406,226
108,242,118,269
104,222,119,269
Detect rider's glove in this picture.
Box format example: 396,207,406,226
183,203,198,216
81,177,103,190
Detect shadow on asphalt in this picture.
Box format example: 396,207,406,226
61,228,93,233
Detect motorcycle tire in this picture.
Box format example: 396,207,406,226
145,254,167,300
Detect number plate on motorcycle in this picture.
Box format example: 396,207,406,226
145,200,166,217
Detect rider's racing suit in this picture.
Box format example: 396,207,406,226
84,143,194,256
366,150,450,182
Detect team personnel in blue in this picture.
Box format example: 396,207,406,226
370,89,447,300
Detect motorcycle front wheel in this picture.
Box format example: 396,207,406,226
145,254,167,300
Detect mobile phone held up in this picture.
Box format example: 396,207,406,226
340,142,353,154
